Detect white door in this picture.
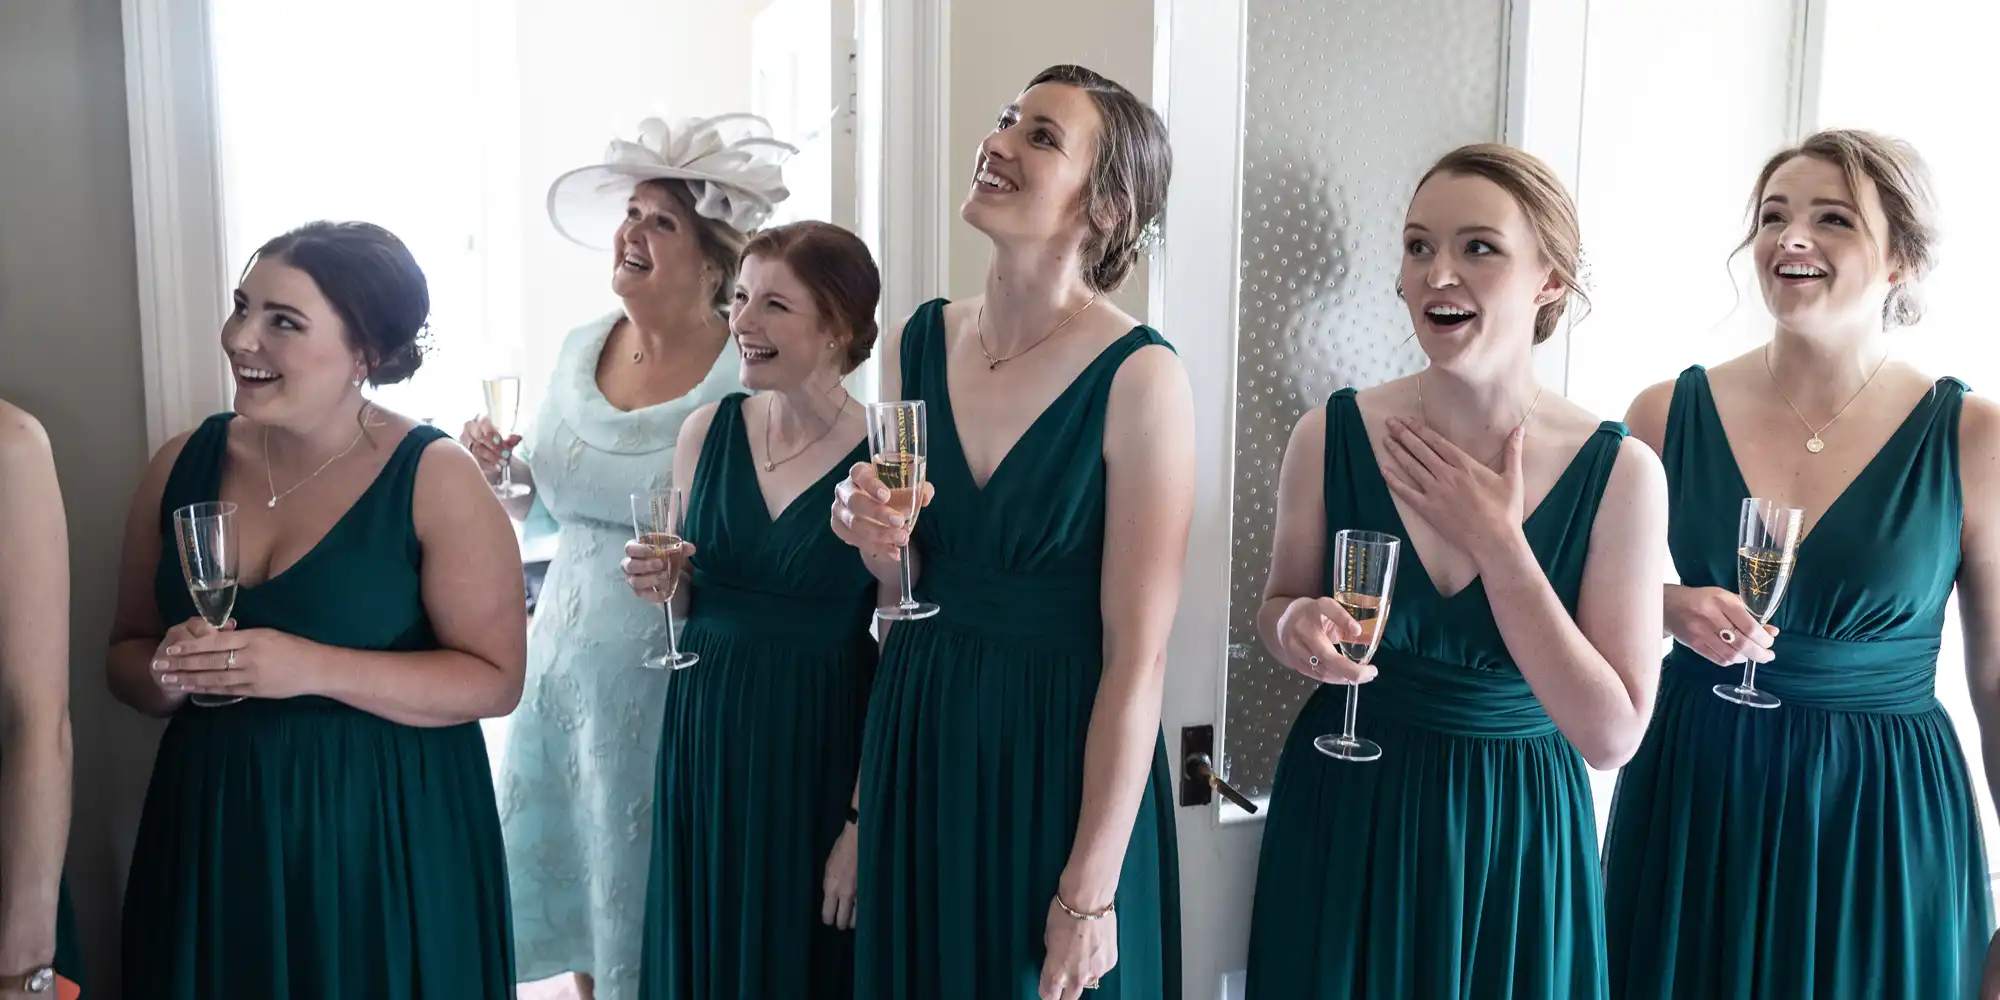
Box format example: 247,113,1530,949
1152,2,1529,997
1150,2,1258,998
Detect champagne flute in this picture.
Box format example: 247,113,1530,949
1714,497,1803,709
482,374,530,499
1313,529,1400,762
866,400,940,621
173,501,244,707
631,489,698,670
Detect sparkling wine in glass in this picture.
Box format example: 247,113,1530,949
631,489,698,670
173,501,243,707
1313,529,1400,763
1714,497,1803,709
866,400,939,621
482,375,530,499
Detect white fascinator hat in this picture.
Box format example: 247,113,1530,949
547,113,799,248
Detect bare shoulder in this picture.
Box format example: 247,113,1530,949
1105,340,1192,436
681,399,723,446
1288,403,1329,450
0,399,53,467
1606,433,1668,501
1960,388,2000,477
1623,378,1678,450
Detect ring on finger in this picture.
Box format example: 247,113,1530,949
1718,628,1737,645
1308,655,1320,667
226,649,237,671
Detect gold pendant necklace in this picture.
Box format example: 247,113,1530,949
761,389,851,472
1414,371,1544,468
264,407,371,508
976,292,1099,371
1763,343,1888,454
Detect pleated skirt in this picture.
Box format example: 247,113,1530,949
121,698,514,999
639,620,874,1000
1602,666,1993,999
853,621,1182,1000
1244,684,1606,1000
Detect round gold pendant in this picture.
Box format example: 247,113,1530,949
1806,437,1826,454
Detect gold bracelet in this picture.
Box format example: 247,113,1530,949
1054,891,1115,921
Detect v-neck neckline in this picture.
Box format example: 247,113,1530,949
1695,368,1941,555
1341,392,1614,602
730,396,865,527
219,417,427,592
932,315,1147,496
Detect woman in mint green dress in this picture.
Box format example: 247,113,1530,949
1602,130,2000,998
466,115,784,1000
620,222,884,999
827,66,1189,1000
1244,145,1669,999
108,222,525,998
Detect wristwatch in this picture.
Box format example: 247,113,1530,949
8,965,55,994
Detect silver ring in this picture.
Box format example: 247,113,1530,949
1308,655,1320,667
1717,628,1737,645
226,649,237,670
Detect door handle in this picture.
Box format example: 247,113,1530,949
1177,724,1259,814
1185,752,1259,814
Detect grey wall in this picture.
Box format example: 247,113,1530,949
0,0,163,992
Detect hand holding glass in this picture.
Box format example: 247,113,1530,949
173,501,243,707
1313,529,1399,762
865,400,939,621
631,489,698,670
1713,497,1803,709
482,375,529,499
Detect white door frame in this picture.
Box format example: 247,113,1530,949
121,0,234,452
1150,0,1256,995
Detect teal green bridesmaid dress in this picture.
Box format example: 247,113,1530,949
56,878,82,990
1244,389,1625,999
1602,367,1992,998
639,394,876,1000
853,300,1183,1000
121,414,514,999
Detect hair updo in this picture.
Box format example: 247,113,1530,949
1025,64,1172,294
246,221,432,385
739,221,882,374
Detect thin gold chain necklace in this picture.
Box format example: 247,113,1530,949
1763,342,1889,454
976,292,1098,371
1414,371,1544,469
263,407,371,509
761,389,851,472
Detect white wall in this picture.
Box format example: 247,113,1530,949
945,0,1154,317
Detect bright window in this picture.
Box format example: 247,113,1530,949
1818,0,2000,875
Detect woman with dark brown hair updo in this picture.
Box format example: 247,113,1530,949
620,220,884,1000
109,220,526,998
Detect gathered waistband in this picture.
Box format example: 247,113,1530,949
1665,632,1941,714
1357,650,1558,739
